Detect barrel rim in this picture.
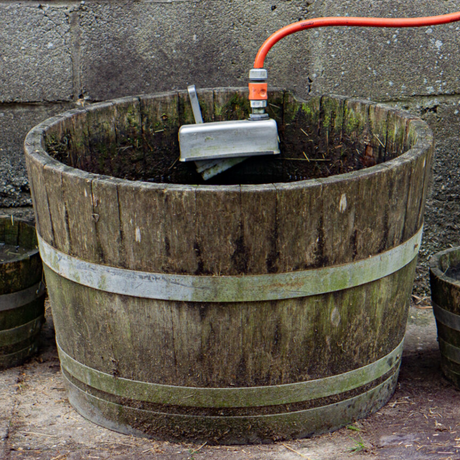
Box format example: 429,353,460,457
24,89,434,193
429,246,460,288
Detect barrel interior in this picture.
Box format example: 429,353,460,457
0,218,41,292
437,250,460,278
0,218,39,254
44,90,419,185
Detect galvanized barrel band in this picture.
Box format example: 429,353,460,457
64,370,398,432
0,282,46,312
0,343,38,368
0,316,44,347
439,338,460,365
57,339,403,408
38,227,422,302
433,302,460,331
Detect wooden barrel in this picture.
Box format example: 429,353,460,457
0,217,45,368
430,247,460,388
24,88,433,443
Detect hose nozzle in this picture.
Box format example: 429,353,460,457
248,68,268,120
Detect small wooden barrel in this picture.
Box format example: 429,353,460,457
430,248,460,388
25,89,433,443
0,217,45,368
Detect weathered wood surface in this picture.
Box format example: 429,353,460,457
430,248,460,388
30,89,433,274
0,218,45,368
47,260,415,387
24,89,433,442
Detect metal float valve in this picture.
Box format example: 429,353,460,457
178,76,280,168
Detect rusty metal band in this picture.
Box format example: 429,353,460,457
433,303,460,331
37,226,422,302
57,339,403,408
0,316,44,347
439,338,460,365
0,282,45,312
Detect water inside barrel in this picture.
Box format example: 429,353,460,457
0,243,32,263
445,262,460,281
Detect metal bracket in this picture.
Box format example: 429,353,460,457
184,85,247,180
187,85,204,124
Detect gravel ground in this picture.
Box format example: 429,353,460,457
0,152,31,209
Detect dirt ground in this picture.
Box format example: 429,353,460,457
1,298,460,460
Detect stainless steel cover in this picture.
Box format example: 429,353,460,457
179,118,280,162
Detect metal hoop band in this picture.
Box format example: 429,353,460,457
0,282,45,312
57,339,403,408
433,302,460,331
38,227,422,303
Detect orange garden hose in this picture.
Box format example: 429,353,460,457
253,12,460,68
248,11,460,109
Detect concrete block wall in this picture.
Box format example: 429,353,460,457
2,0,460,293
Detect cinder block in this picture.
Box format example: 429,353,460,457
0,3,74,103
79,0,316,100
310,1,460,99
0,103,71,207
